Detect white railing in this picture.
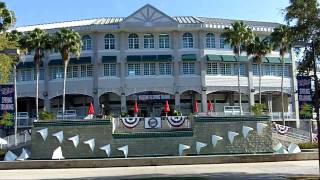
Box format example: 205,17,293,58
270,112,296,121
0,131,31,149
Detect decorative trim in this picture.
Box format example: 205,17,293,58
166,116,186,127
113,131,193,139
34,119,111,127
120,117,141,128
195,116,270,122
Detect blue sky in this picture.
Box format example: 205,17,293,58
5,0,290,27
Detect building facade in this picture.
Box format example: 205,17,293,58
12,4,299,122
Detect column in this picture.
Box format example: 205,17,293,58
43,50,50,111
199,31,207,113
172,31,180,111
121,94,127,112
290,47,300,127
92,32,100,113
247,60,255,108
201,90,207,113
175,93,180,111
119,32,127,113
267,93,273,113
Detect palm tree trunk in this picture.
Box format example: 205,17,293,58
35,63,39,121
259,63,262,104
62,60,69,120
237,47,242,114
281,56,285,125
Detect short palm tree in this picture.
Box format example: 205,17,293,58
247,36,273,104
270,25,292,125
53,28,81,120
0,2,15,32
23,28,52,120
222,21,254,112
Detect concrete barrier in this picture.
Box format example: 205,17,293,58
0,152,317,170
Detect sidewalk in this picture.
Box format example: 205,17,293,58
0,160,317,179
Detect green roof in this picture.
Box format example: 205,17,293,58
182,54,197,61
127,55,142,62
157,55,172,62
221,55,236,62
207,55,222,61
102,56,117,63
48,57,91,66
266,57,280,63
142,55,157,61
127,55,172,62
17,61,43,68
235,56,248,62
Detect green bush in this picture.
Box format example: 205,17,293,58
120,112,128,117
0,112,13,126
173,110,182,116
39,111,56,120
298,142,318,149
251,103,267,115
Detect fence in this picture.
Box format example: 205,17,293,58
0,131,31,149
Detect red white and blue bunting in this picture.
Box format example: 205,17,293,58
167,116,186,127
274,124,290,135
121,117,141,128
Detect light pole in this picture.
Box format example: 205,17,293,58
1,48,20,146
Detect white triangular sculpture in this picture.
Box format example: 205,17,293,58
68,135,79,148
83,138,95,152
52,131,64,144
100,144,111,157
52,146,65,160
228,131,239,144
288,143,301,154
0,137,8,149
37,128,48,141
84,114,94,120
117,145,128,158
212,135,223,147
179,144,190,156
242,126,254,138
4,151,17,161
16,148,30,161
276,147,289,154
196,142,207,154
257,123,268,135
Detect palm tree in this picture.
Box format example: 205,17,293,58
247,36,273,104
23,28,52,120
0,2,15,32
53,28,81,120
222,21,254,112
270,25,292,125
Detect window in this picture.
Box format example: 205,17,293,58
277,65,290,77
80,64,93,77
128,33,139,49
20,69,32,81
182,62,195,75
270,64,276,76
182,33,193,48
51,67,64,80
219,35,230,49
143,33,154,49
66,66,78,78
143,63,156,75
207,62,218,75
105,34,115,50
81,35,92,51
103,63,117,76
220,63,232,75
128,63,140,76
33,69,45,80
159,34,170,48
159,62,172,75
234,64,246,76
205,33,215,48
253,64,259,76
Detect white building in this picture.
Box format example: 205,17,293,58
12,4,299,123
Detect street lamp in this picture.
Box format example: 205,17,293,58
1,48,20,146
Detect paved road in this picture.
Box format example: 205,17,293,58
0,160,318,179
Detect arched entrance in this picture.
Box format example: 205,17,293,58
99,92,121,117
207,91,250,113
254,91,292,113
126,91,174,117
180,90,201,115
17,97,44,118
50,94,93,117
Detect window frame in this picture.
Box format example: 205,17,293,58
159,34,170,49
182,33,194,48
143,33,154,49
81,35,92,51
128,33,139,49
104,34,115,50
205,33,216,48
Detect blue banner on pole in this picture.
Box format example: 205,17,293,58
297,76,313,119
0,84,15,128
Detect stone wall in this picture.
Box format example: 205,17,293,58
31,116,272,159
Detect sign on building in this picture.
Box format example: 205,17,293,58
297,76,313,119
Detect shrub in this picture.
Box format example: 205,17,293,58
0,112,13,126
298,142,318,149
39,111,56,120
120,112,128,117
251,103,267,115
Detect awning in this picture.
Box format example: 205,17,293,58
221,55,236,62
102,56,117,63
284,58,291,64
182,54,197,61
252,57,268,63
142,55,157,61
235,56,248,62
266,57,280,63
206,55,222,61
17,61,43,68
127,55,142,62
157,55,172,62
48,57,91,66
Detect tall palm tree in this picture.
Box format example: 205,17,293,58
270,25,292,125
53,28,81,120
222,21,254,112
0,2,15,32
23,28,52,120
247,36,273,104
